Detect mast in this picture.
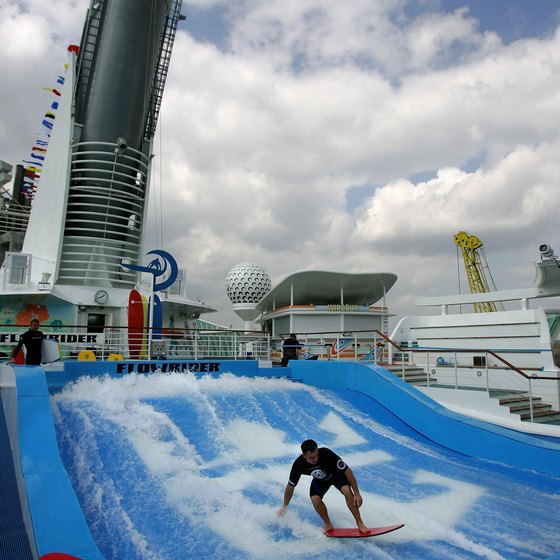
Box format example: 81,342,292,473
22,0,184,290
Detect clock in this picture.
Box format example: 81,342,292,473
94,289,109,305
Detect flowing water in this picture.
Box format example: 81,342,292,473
51,372,560,560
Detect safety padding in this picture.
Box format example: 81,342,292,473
11,366,104,558
77,350,96,361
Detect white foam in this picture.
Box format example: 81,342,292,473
52,372,545,559
319,411,367,447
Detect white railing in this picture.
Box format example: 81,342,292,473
0,206,30,233
0,327,391,366
399,346,560,421
2,324,557,421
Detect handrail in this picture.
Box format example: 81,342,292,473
278,328,560,379
387,339,558,423
0,324,271,363
2,324,555,380
2,323,557,420
410,346,558,381
279,328,559,422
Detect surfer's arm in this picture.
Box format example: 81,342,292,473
277,483,295,516
345,467,363,508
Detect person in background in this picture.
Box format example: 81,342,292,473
280,333,303,367
10,319,45,365
277,439,369,533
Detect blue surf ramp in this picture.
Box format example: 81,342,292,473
292,360,560,476
0,365,103,559
50,370,560,559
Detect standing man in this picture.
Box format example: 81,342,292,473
280,333,303,367
10,319,45,365
278,439,369,533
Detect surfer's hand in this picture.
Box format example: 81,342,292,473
277,506,288,517
354,493,363,508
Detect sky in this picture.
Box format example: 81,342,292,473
1,0,560,329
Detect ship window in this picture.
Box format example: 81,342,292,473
3,252,31,288
473,356,486,367
87,313,106,334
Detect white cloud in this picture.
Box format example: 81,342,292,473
2,1,560,328
355,142,560,251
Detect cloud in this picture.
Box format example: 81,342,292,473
0,1,84,165
2,1,560,328
169,6,559,324
224,1,502,76
355,141,560,253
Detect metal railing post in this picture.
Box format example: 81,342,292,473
266,333,271,361
454,352,458,389
485,352,489,394
528,378,534,421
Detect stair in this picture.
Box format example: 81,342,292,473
385,365,430,385
384,370,560,426
494,392,560,424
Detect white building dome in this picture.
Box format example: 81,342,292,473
226,262,271,304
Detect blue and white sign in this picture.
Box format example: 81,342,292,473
122,249,179,292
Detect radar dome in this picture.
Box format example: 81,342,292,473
226,262,271,304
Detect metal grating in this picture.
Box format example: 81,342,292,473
0,394,33,560
57,141,150,287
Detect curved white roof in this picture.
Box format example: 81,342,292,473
255,270,397,311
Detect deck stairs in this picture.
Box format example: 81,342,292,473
490,391,560,424
383,364,430,385
385,364,560,426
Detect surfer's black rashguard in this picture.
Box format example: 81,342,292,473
287,447,349,497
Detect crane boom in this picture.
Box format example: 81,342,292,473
453,231,502,313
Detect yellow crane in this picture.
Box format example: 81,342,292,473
453,231,503,313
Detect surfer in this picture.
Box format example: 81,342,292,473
277,439,369,533
10,319,45,365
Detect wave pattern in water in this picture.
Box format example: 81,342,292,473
51,372,560,560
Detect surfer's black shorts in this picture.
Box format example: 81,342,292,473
309,472,349,498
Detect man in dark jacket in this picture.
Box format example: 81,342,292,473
280,333,303,366
10,319,45,365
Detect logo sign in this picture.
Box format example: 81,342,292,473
122,249,178,292
115,362,221,375
0,333,102,344
316,305,369,312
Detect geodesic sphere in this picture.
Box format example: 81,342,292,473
225,262,272,304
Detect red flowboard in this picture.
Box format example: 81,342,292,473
325,523,404,538
13,349,24,364
128,289,145,359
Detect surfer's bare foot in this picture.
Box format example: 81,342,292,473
323,522,334,533
358,522,369,533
